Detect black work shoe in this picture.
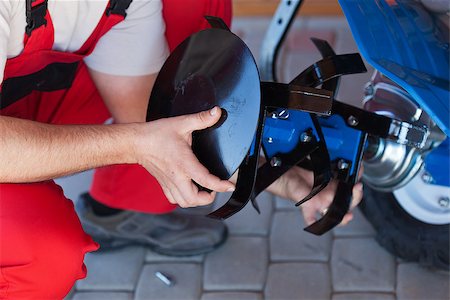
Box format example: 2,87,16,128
75,193,228,256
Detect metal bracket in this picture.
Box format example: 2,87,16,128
259,0,304,81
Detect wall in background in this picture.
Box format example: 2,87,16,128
232,0,343,16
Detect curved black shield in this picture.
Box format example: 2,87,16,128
147,28,261,179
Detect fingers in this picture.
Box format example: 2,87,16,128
184,151,235,193
300,180,364,228
339,212,354,226
181,106,222,133
176,174,218,208
351,182,364,209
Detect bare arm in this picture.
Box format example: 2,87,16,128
0,116,136,182
88,69,156,123
0,109,234,206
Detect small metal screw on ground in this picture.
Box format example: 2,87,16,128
438,197,450,208
155,271,174,286
337,159,349,170
300,131,312,143
421,172,434,184
270,156,282,167
347,115,359,127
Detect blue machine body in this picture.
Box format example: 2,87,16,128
318,115,364,176
338,0,450,188
338,0,449,136
424,137,450,186
262,110,363,176
262,111,319,157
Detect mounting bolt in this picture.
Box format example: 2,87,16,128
337,159,349,170
277,109,290,119
300,132,312,143
270,157,282,167
438,197,449,208
421,172,434,184
347,115,359,127
267,137,274,143
364,83,374,96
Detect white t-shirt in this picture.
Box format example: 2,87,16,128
0,0,169,84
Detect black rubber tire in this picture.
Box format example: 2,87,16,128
360,186,449,271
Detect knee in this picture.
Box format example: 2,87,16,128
1,183,98,299
2,213,98,299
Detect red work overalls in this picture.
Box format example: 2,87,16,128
0,0,231,298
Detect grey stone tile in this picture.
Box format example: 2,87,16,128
305,17,348,30
279,51,323,83
286,28,336,53
333,207,376,237
135,264,202,300
331,238,396,292
231,17,272,61
274,195,298,211
265,263,331,300
335,26,359,54
72,292,133,300
270,211,332,262
336,69,374,108
145,250,204,263
56,170,93,203
334,26,374,108
397,263,450,300
332,293,396,300
201,292,263,300
203,236,268,291
214,192,274,236
76,246,145,291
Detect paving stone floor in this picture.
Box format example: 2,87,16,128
62,16,450,300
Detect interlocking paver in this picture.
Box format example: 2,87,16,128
271,211,333,262
280,51,323,83
201,292,263,300
333,207,376,237
264,263,331,300
274,195,297,210
305,17,348,31
331,238,396,292
135,264,202,300
76,247,145,291
203,236,268,291
286,29,336,52
332,293,395,300
71,292,133,300
56,170,93,203
397,263,450,300
231,17,273,60
145,250,204,263
215,191,274,236
333,27,373,107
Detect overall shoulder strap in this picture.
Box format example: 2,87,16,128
75,0,133,55
106,0,133,17
25,0,48,36
23,0,54,52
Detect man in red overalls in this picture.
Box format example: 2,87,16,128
0,0,362,298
